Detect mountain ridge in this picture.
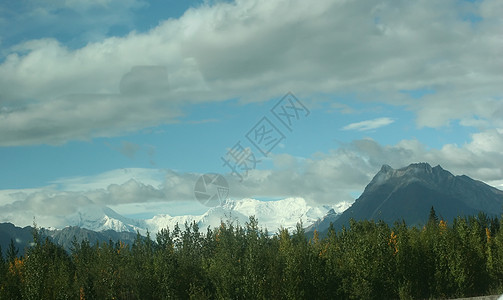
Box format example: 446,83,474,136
0,223,139,255
61,197,344,236
0,198,343,254
310,162,503,233
5,162,502,250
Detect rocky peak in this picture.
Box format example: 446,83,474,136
368,162,454,191
380,164,393,173
406,162,433,172
325,162,503,230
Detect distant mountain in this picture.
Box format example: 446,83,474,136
42,226,138,251
309,162,503,233
0,198,344,254
0,222,34,256
65,205,146,233
147,197,340,234
305,208,340,233
63,198,342,235
0,223,138,255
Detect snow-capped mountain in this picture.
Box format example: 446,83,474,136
64,198,349,235
222,197,347,232
65,205,146,233
146,197,336,234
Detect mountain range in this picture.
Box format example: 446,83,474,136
66,197,347,235
0,222,139,255
2,162,503,253
0,197,348,254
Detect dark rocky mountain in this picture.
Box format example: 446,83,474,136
0,223,138,256
310,162,503,233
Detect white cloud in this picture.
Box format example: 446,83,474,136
342,117,394,131
50,168,166,191
0,0,502,145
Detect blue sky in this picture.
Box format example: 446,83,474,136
0,0,502,227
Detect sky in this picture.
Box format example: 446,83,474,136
0,0,502,227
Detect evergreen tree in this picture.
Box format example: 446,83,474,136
0,245,5,296
6,239,18,263
72,238,98,300
428,206,439,226
0,208,502,299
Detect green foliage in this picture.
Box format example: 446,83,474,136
6,239,18,263
1,212,503,299
428,206,439,225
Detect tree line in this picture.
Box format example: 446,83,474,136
1,208,503,299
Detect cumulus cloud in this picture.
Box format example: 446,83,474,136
342,117,394,131
50,168,166,191
0,177,169,228
0,0,502,145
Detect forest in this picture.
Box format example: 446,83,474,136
1,208,503,299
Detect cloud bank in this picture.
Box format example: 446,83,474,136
1,0,502,145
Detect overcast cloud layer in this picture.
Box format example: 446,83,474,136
1,0,502,146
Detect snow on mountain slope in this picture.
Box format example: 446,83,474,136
145,206,250,234
65,205,146,233
145,197,345,234
223,198,332,232
65,198,349,235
